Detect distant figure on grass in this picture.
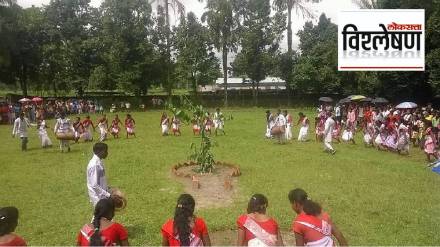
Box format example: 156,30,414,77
82,115,95,142
73,117,85,143
204,113,213,135
37,118,52,148
0,207,26,246
341,122,355,144
12,112,31,151
323,111,336,155
110,115,123,139
172,114,181,136
214,108,225,136
161,194,211,246
272,110,286,144
265,110,275,139
97,115,108,142
161,112,170,136
125,114,136,138
288,188,347,247
192,115,201,136
284,110,293,141
54,112,74,152
397,125,410,155
77,198,129,246
87,143,112,206
424,127,438,161
236,194,283,246
297,112,309,142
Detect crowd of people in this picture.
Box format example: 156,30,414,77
159,108,226,137
265,102,440,168
1,143,348,246
12,112,136,152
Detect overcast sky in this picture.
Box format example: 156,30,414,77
17,0,358,58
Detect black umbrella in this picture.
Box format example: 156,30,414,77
372,97,389,104
319,97,333,103
339,97,351,104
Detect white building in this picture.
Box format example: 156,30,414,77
198,77,286,92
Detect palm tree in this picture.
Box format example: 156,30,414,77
273,0,319,53
201,0,236,107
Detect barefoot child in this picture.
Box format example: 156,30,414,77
97,115,108,142
214,108,226,136
73,117,85,143
37,118,52,148
160,112,169,136
82,115,95,142
171,114,181,136
125,114,136,138
297,112,309,142
110,115,122,139
204,113,213,135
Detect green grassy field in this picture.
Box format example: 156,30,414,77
1,108,440,245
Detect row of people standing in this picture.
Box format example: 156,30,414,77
160,108,226,137
265,110,310,143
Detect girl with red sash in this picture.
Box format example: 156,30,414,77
161,112,170,136
0,207,26,246
125,114,136,138
161,194,211,246
204,114,213,135
288,188,347,247
110,115,123,139
236,194,283,246
172,114,181,136
77,198,129,246
73,117,85,143
82,115,95,142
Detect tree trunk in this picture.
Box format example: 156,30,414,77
252,80,256,106
165,0,172,97
20,64,28,97
255,81,259,106
192,74,198,97
222,42,228,107
287,1,293,53
286,83,291,107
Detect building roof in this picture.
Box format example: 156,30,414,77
215,77,286,85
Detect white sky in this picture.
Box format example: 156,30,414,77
17,0,358,58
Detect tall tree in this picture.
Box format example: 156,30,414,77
202,0,237,107
233,0,283,105
273,0,320,53
175,12,220,96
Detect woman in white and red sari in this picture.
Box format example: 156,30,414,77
160,112,170,136
110,115,123,139
125,114,136,138
237,194,283,246
288,188,347,247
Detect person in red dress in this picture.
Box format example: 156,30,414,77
110,115,123,139
82,115,95,142
288,188,347,247
77,198,129,246
124,114,136,138
73,117,85,143
236,194,283,246
161,194,211,246
0,207,26,246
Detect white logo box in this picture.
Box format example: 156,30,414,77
338,9,425,71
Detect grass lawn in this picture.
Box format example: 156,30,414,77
1,108,439,245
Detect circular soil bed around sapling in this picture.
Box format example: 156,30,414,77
171,161,241,209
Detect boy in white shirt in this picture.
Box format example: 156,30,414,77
12,112,31,151
87,143,111,206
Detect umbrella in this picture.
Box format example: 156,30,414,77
319,97,333,103
32,97,43,103
18,98,31,103
360,97,372,102
349,95,366,101
396,102,417,109
339,97,351,104
372,97,389,104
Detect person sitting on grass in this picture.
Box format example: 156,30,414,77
236,194,283,246
288,188,347,247
77,198,129,246
161,194,211,246
0,207,26,246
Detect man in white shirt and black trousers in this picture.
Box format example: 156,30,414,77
12,112,31,151
87,142,112,206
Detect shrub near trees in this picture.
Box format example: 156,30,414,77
1,0,440,104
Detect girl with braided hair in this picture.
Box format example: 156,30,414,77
236,194,283,246
161,194,211,246
77,198,129,246
0,206,26,246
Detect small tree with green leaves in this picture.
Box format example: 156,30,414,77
167,97,215,173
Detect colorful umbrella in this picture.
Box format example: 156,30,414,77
338,98,351,104
319,97,333,103
18,98,31,103
348,95,366,101
372,97,389,104
396,102,417,109
32,97,43,103
360,97,372,102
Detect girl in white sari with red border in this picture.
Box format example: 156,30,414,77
237,194,283,247
288,188,347,247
